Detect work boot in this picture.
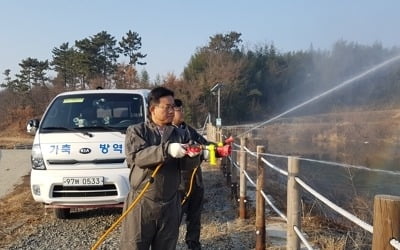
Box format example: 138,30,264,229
187,241,201,250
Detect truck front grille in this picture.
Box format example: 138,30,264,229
52,184,118,198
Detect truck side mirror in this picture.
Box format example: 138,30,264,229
27,119,40,135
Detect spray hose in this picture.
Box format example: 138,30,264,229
91,163,163,250
181,166,199,205
181,136,234,204
91,137,234,249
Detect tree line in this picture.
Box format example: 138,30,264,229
1,30,400,132
2,30,148,92
170,32,400,126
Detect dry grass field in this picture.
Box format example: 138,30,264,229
0,176,48,249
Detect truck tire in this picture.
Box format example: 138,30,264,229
54,208,70,219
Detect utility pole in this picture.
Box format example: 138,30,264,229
210,82,223,128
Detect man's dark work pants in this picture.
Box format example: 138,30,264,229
120,191,181,250
181,185,204,250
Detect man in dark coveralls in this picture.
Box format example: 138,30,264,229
120,87,201,250
173,99,210,250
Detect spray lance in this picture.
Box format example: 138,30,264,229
203,136,234,165
184,136,233,165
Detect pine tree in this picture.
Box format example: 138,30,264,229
118,30,147,66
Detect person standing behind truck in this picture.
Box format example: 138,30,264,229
120,87,201,250
173,98,211,250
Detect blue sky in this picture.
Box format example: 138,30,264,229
1,1,400,82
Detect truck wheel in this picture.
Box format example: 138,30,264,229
54,208,70,219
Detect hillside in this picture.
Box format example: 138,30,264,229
0,127,33,149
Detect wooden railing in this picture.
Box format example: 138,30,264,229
206,123,400,250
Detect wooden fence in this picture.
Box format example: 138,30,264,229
207,124,400,249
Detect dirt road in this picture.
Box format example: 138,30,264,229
0,149,31,198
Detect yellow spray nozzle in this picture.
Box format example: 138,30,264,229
206,144,216,165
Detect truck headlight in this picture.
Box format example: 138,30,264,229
31,144,46,170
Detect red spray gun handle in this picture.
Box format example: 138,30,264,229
185,145,202,154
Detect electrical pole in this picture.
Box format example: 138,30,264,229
210,82,223,128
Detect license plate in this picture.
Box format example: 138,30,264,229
63,177,104,186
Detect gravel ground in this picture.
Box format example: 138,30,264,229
4,163,272,250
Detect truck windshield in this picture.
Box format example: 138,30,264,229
40,93,146,133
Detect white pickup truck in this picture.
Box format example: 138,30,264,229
27,89,149,218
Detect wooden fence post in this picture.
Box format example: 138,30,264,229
206,123,215,142
256,145,266,250
287,156,301,250
215,126,220,144
372,195,400,250
239,136,248,219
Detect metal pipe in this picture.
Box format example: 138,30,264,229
217,87,221,123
